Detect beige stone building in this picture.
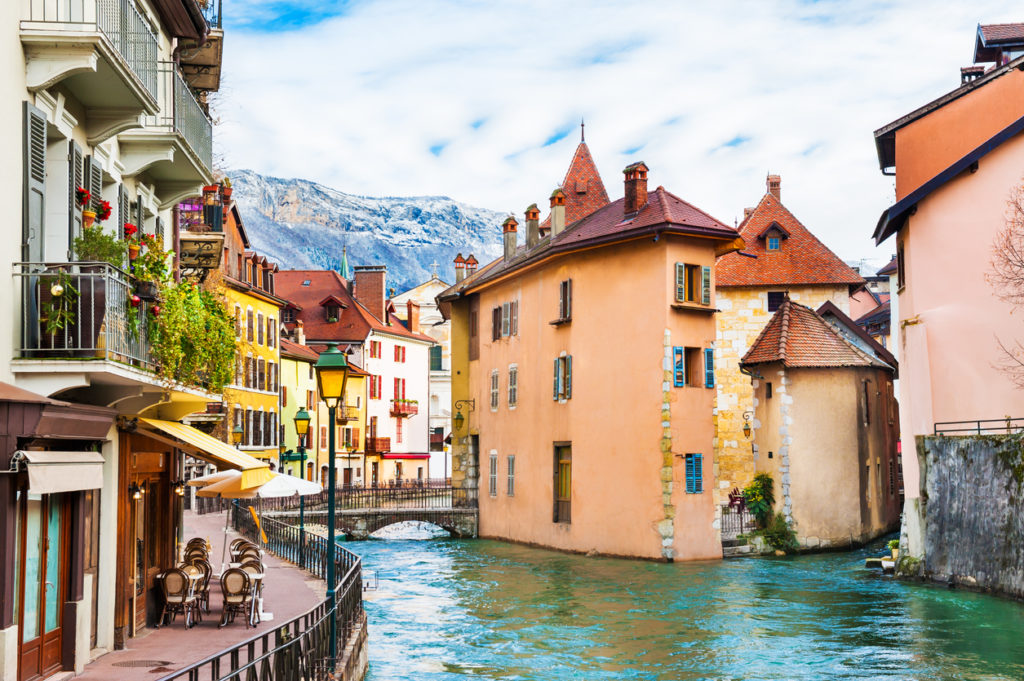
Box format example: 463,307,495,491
713,176,863,510
740,301,901,548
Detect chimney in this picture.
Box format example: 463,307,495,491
464,254,478,276
406,300,420,332
767,174,781,201
502,215,518,262
353,265,386,321
623,162,649,215
550,189,566,236
743,207,754,220
453,253,466,283
295,319,305,345
525,203,540,249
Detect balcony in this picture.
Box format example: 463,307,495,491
119,61,214,206
366,437,391,455
178,0,223,93
335,404,360,423
390,399,419,417
11,262,213,415
21,0,159,143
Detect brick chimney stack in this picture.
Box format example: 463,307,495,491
623,162,649,215
525,203,540,249
353,265,387,321
502,215,518,262
550,189,566,236
406,300,420,332
767,174,781,201
453,253,466,283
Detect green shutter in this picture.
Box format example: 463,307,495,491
675,263,685,302
701,266,711,305
566,355,572,399
23,102,47,262
553,358,560,400
68,140,83,256
704,348,715,388
673,347,685,387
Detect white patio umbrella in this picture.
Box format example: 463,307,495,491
192,471,323,572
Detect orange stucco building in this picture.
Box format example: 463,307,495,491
873,24,1024,558
439,145,743,560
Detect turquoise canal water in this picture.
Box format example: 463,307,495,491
350,534,1024,680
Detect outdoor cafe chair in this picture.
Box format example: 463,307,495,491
158,568,201,628
237,547,262,563
228,537,247,554
189,557,213,613
219,568,252,627
186,537,209,549
184,547,208,562
239,561,265,626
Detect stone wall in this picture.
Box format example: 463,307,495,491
713,285,850,510
901,434,1024,598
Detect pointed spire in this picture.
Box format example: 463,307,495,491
580,117,585,142
340,245,350,280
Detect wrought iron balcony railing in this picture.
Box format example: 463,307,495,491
365,437,391,455
24,0,158,100
198,0,222,29
145,61,213,173
335,405,360,423
15,262,153,370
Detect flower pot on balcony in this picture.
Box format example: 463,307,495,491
135,280,158,301
222,187,232,200
128,243,140,260
83,210,96,228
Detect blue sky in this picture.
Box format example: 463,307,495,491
214,0,1019,267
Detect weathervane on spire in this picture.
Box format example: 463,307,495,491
580,118,585,142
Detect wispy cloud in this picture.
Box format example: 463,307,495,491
217,0,1018,266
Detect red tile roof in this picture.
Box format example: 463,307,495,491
280,338,319,363
716,192,864,288
277,270,434,345
877,255,898,276
440,185,739,299
979,23,1024,44
741,300,889,369
539,141,610,231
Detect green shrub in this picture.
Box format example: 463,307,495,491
761,513,799,552
149,281,235,392
73,228,126,267
887,539,900,551
743,473,776,528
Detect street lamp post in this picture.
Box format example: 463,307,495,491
294,407,311,566
314,343,350,667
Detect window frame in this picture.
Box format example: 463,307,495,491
490,370,500,410
767,291,786,313
489,452,498,497
767,236,780,251
508,364,518,408
553,444,571,523
507,455,515,496
558,279,573,321
685,453,704,494
553,355,572,401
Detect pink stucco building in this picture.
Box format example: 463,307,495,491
872,23,1024,557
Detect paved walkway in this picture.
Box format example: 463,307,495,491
80,509,325,680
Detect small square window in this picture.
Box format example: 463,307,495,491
767,291,786,312
767,236,780,251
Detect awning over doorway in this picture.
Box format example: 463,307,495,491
15,450,105,494
137,418,272,489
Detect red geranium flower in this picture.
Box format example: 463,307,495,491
124,222,138,237
75,187,91,207
95,200,112,222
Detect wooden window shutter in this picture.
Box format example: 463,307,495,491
704,348,715,388
565,355,572,399
492,307,501,340
695,453,703,492
567,279,572,319
501,302,510,337
701,266,712,306
511,300,518,336
134,196,143,232
282,385,288,406
85,155,103,213
353,427,360,450
23,102,47,262
685,455,696,494
553,358,560,400
675,263,685,302
68,140,83,255
558,281,565,319
118,184,128,239
673,347,685,387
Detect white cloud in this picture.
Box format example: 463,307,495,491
215,0,1018,269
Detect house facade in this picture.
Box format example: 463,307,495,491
872,23,1024,559
440,153,743,561
279,337,321,480
713,175,863,511
741,301,901,548
391,274,453,479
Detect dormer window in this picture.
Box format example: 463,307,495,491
757,222,789,252
767,236,780,251
326,305,340,322
282,309,295,324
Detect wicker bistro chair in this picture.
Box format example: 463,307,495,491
219,568,253,627
237,549,262,565
188,558,214,613
184,546,208,561
239,561,265,625
159,568,201,628
230,541,258,562
186,537,209,549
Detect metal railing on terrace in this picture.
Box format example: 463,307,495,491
24,0,158,99
147,61,213,173
15,262,153,370
156,508,363,681
198,0,222,29
934,418,1024,435
258,483,479,513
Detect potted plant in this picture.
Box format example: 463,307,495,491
131,233,171,301
887,539,899,560
73,227,126,268
222,177,232,200
76,187,94,227
94,199,112,224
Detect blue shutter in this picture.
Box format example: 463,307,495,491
695,453,703,492
565,355,572,399
553,358,560,400
685,454,696,494
704,348,715,388
701,266,712,305
675,263,685,301
673,347,685,387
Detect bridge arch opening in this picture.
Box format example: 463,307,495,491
369,520,452,540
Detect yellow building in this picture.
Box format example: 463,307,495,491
280,338,321,479
309,366,369,487
713,176,863,509
222,206,285,462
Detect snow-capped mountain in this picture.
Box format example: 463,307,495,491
229,169,505,293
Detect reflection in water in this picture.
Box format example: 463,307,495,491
353,536,1024,680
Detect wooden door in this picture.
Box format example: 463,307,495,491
343,468,353,487
371,462,379,487
18,494,66,681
